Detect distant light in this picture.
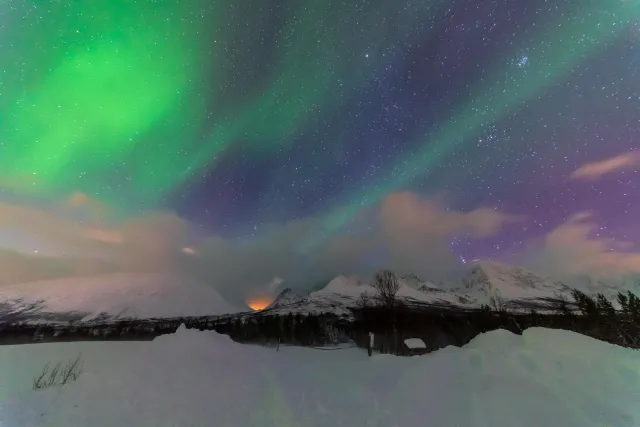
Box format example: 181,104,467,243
246,298,272,311
182,247,196,255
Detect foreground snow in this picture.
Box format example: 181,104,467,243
0,273,239,321
1,327,638,427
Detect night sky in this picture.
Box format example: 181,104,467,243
0,0,639,276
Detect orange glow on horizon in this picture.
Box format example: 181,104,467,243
246,297,273,311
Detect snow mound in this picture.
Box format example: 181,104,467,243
0,273,239,321
0,327,638,426
404,337,426,349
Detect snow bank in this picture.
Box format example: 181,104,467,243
403,338,426,349
1,327,638,427
0,273,239,320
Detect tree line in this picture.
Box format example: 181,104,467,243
211,312,350,348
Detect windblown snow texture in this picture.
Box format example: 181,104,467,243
0,326,638,426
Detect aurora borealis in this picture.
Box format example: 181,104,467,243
1,0,639,278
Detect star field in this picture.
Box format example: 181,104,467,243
0,0,638,267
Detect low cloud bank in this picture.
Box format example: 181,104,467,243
0,190,637,305
0,191,519,304
520,212,640,279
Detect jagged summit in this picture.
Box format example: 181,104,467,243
458,261,570,301
266,287,303,310
311,275,369,297
399,274,443,293
260,261,580,318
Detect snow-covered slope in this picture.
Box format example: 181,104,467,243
0,273,239,321
1,326,638,426
311,274,446,302
261,262,577,317
311,275,369,297
454,261,572,305
567,273,640,301
0,260,632,323
266,287,304,309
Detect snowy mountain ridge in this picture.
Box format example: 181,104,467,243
266,288,304,309
456,261,571,301
0,273,240,323
261,261,614,317
1,260,637,323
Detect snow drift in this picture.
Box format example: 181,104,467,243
0,326,638,426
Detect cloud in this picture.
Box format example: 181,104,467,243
379,192,523,238
521,212,640,278
0,249,115,286
377,192,523,278
67,191,91,208
570,151,640,181
166,192,521,301
0,200,113,253
0,194,193,275
0,191,520,304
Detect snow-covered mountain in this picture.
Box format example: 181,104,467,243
452,261,572,306
311,275,369,297
565,273,640,301
0,273,240,322
1,260,635,323
259,261,579,318
266,288,304,309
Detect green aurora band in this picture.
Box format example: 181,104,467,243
0,0,434,207
0,0,637,231
1,1,219,203
177,0,441,182
302,0,640,251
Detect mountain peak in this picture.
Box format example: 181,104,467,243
461,261,568,300
312,275,368,296
266,287,303,310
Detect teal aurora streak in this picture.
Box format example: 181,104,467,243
0,0,638,250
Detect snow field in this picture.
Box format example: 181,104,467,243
0,326,638,427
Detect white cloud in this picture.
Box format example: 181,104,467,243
521,212,640,278
376,191,523,278
570,151,640,181
0,191,520,304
